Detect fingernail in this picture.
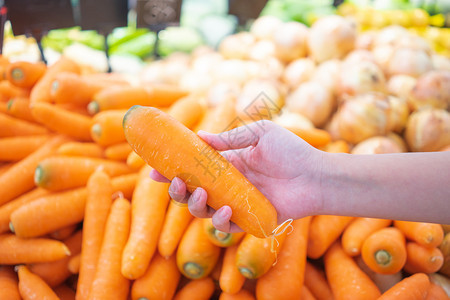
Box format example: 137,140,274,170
191,188,202,203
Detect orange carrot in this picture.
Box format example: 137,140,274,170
0,265,21,300
285,126,331,147
404,242,444,274
361,227,407,275
304,261,335,300
104,142,132,161
0,162,14,176
0,135,68,205
88,198,131,300
0,112,49,137
158,201,194,258
378,273,430,300
255,216,311,300
10,173,137,238
90,109,127,146
123,105,277,238
425,282,449,300
342,218,393,256
0,134,49,161
68,253,81,274
0,187,51,233
57,142,104,158
219,289,256,300
50,224,79,240
301,286,318,300
307,215,354,259
126,150,146,170
131,253,180,300
219,243,246,294
6,61,47,89
0,80,29,102
76,168,113,300
122,165,170,279
439,232,450,277
0,233,70,264
28,230,82,287
30,102,93,141
30,57,81,104
16,265,59,300
203,217,245,247
394,221,444,248
321,140,351,153
177,218,221,279
355,255,403,293
6,97,36,122
195,95,237,134
54,284,76,300
34,156,133,191
325,241,381,300
173,276,216,300
235,228,289,280
167,95,206,129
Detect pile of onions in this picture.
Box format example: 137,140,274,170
248,40,277,61
355,31,377,50
337,92,392,144
249,15,283,41
218,32,255,60
282,58,315,90
386,47,433,78
285,81,334,127
372,44,395,74
405,109,450,152
373,25,410,48
387,96,410,133
311,59,342,96
206,81,241,107
272,21,309,63
387,74,417,100
342,49,377,67
351,136,404,154
273,110,315,130
307,15,357,63
338,60,386,96
408,70,450,111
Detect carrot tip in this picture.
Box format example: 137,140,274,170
213,229,231,242
137,298,149,300
51,80,59,93
183,262,204,279
9,222,15,233
11,68,24,81
91,123,102,139
6,99,13,110
87,101,99,115
375,249,392,266
34,165,45,186
238,267,255,279
63,245,71,256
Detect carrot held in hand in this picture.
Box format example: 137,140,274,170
6,61,47,89
361,227,407,275
0,266,21,300
16,265,59,300
394,220,444,248
403,242,444,274
123,105,278,238
378,273,430,300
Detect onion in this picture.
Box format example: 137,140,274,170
273,110,314,130
248,40,277,61
405,109,450,152
250,16,283,41
218,32,255,60
307,15,357,63
387,96,410,133
206,81,241,108
235,78,284,121
387,132,409,152
272,21,309,63
247,57,285,81
140,60,166,85
396,35,432,54
432,54,450,71
282,58,315,90
338,60,386,96
311,59,342,96
191,52,223,75
337,92,392,144
286,81,334,127
213,59,251,86
351,136,404,154
408,70,450,111
324,113,342,141
355,31,377,50
342,49,377,67
387,74,417,100
179,70,214,93
387,47,433,78
372,44,395,74
373,25,410,48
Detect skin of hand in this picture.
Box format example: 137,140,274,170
150,120,325,233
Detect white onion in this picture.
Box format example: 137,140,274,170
307,15,357,63
250,15,283,41
408,70,450,111
311,59,342,96
286,81,334,127
282,58,315,90
387,95,410,133
338,60,386,96
140,60,166,85
218,32,255,60
387,47,433,78
248,40,277,61
179,70,214,93
324,113,342,141
387,74,417,100
405,109,450,152
273,110,314,130
272,22,309,63
213,59,251,85
432,54,450,71
351,136,404,154
372,44,395,74
191,52,223,75
355,31,377,50
373,25,410,48
396,35,432,54
206,81,241,108
342,49,377,67
247,58,285,81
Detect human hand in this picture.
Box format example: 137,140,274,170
151,120,325,233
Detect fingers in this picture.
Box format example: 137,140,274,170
212,206,243,233
168,177,190,204
187,187,215,218
198,120,273,151
149,169,171,183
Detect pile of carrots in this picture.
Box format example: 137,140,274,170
0,53,449,300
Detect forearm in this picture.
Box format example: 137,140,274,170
321,151,450,224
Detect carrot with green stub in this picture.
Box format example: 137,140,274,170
394,220,444,248
131,253,180,300
0,266,21,300
88,197,131,300
255,216,311,300
121,165,170,280
6,61,47,89
34,156,133,191
307,215,354,259
342,218,392,256
90,109,127,146
57,142,105,158
0,112,49,137
177,217,221,279
104,142,132,161
325,241,381,300
158,202,194,258
219,243,246,294
0,134,49,161
123,105,278,238
361,227,407,275
76,168,113,300
6,97,36,122
304,261,335,300
31,102,93,141
16,265,60,300
378,273,430,300
203,217,245,247
0,233,70,264
0,134,68,206
173,277,216,300
403,242,444,274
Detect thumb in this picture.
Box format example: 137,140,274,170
198,120,272,151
